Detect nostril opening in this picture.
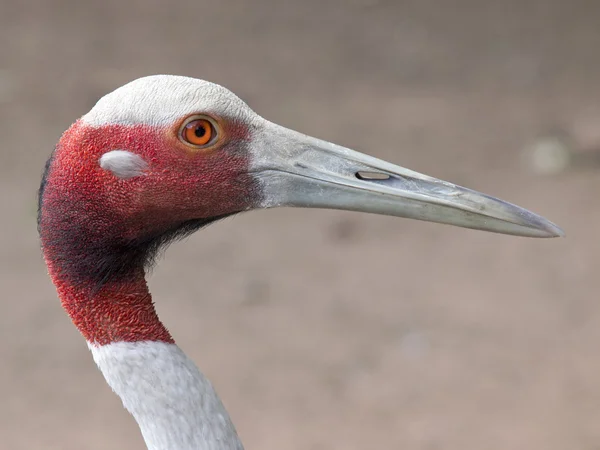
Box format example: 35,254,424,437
356,171,391,181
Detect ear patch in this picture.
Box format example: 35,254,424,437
99,150,148,179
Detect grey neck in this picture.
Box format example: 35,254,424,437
89,340,244,450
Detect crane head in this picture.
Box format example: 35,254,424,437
38,75,562,283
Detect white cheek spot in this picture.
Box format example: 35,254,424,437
99,150,148,179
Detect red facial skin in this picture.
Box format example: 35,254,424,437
39,118,259,345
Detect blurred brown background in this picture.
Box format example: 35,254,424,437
0,0,598,449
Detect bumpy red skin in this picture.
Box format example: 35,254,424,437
39,120,258,345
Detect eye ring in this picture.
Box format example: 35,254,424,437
179,115,219,148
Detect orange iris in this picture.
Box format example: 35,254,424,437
182,118,214,146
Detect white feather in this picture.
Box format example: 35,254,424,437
99,150,148,179
82,75,257,128
89,341,244,450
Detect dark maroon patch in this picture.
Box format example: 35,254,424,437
39,120,259,344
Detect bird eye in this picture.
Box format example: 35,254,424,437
180,117,217,147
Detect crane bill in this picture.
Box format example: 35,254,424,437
251,121,564,238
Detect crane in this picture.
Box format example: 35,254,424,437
37,75,563,450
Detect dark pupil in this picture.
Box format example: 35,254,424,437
194,124,206,138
